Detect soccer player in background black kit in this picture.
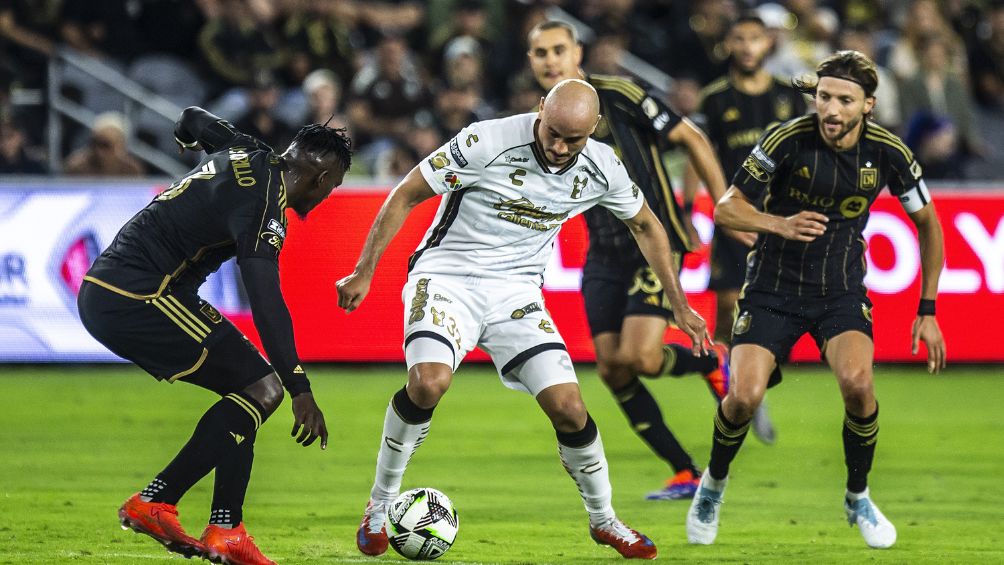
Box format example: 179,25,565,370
77,106,351,565
685,51,947,550
686,14,808,444
528,21,732,501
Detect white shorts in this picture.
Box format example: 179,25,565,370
401,274,578,396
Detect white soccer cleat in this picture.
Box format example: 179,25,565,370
686,470,726,545
845,492,897,549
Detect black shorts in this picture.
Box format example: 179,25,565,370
77,280,272,395
708,232,751,292
581,256,680,336
731,290,873,364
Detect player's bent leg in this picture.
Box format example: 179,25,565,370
714,289,741,344
535,383,656,559
359,361,452,556
595,331,702,500
688,345,775,545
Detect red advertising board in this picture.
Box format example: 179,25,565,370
230,189,1004,364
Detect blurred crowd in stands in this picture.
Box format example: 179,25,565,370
1,0,1002,180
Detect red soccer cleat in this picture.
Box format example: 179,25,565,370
118,493,206,558
201,523,276,565
356,500,389,556
590,518,658,559
703,343,731,401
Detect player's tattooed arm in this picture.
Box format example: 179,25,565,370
623,202,712,355
337,167,438,312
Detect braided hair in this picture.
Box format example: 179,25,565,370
290,123,353,171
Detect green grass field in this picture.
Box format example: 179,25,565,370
1,363,1002,564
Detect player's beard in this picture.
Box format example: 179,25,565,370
731,53,765,77
823,113,864,144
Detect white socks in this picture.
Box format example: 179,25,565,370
370,399,431,503
558,433,616,526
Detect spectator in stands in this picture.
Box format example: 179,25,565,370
783,0,840,70
303,69,350,130
281,0,359,89
501,70,545,117
663,0,732,84
758,2,814,79
585,35,626,76
63,112,144,177
428,0,494,76
888,0,968,80
898,34,982,162
904,112,964,179
347,35,430,151
198,0,286,96
0,0,60,89
59,1,143,61
440,36,496,118
969,2,1004,111
234,71,296,151
839,24,902,129
0,116,45,174
355,1,425,47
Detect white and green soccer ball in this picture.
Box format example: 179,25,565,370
387,487,459,561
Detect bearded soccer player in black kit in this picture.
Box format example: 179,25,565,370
528,20,731,502
77,107,351,565
686,51,947,550
686,14,808,443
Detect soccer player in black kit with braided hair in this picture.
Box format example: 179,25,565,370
77,106,351,565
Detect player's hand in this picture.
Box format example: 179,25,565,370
723,226,758,247
778,211,828,242
677,306,713,356
291,392,328,449
336,271,372,312
911,315,946,374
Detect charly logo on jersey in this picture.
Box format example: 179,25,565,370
428,152,450,171
859,164,878,190
260,218,286,251
493,197,569,232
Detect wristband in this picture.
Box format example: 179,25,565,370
917,299,936,317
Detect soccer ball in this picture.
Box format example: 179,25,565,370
387,487,459,560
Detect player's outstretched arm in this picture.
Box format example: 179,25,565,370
669,119,729,205
241,257,328,449
908,204,947,374
623,202,712,355
336,166,438,312
715,186,829,242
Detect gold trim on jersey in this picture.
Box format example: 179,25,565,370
167,347,209,382
163,295,212,335
763,119,815,154
647,143,691,250
82,275,173,301
698,77,730,101
864,124,914,162
226,393,262,430
590,74,646,104
149,299,208,343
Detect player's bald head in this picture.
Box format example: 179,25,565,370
539,79,600,136
535,79,600,166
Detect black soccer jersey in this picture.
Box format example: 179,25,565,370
584,74,690,264
85,111,288,298
734,114,930,297
698,76,807,179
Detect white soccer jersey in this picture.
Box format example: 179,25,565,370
412,112,644,282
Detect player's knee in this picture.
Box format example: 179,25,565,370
407,363,452,408
548,394,587,433
596,360,633,390
838,369,874,409
245,372,284,416
727,382,765,421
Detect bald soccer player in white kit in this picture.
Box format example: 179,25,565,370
337,79,712,560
